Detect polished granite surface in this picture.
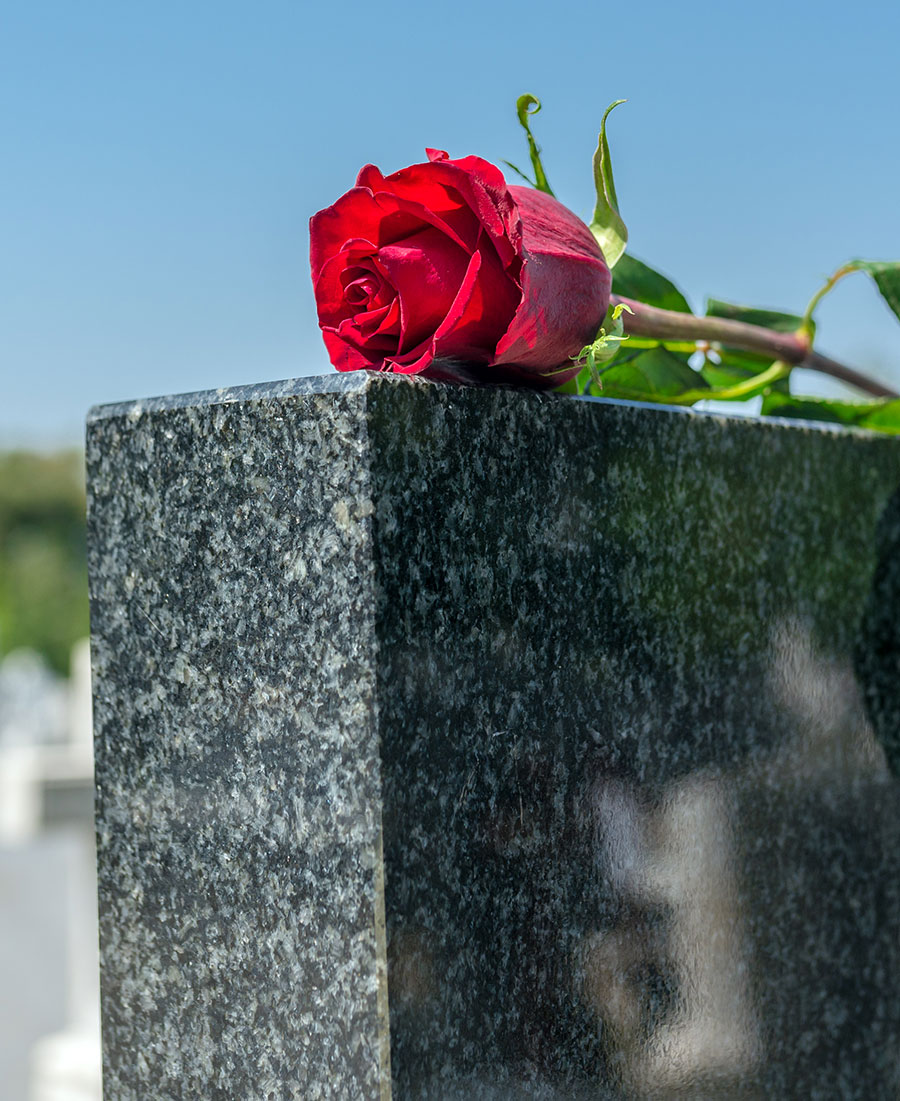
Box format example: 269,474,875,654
87,374,900,1098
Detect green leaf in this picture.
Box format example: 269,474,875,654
513,94,554,197
700,356,784,400
566,345,791,406
862,403,900,432
761,391,900,434
589,100,628,269
555,374,584,395
612,254,691,313
597,346,708,400
699,354,789,401
706,298,810,337
700,359,761,389
847,260,900,324
709,348,770,372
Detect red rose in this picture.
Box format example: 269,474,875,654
309,150,611,386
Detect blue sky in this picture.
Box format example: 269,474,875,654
3,0,900,445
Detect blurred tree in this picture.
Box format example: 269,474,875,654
0,451,88,675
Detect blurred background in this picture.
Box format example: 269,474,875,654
2,0,899,1096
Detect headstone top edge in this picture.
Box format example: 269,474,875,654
84,368,900,444
85,372,374,425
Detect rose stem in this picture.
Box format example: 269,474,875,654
613,295,899,399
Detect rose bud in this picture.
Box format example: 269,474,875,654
309,150,611,387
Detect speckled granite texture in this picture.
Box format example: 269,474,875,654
87,374,900,1099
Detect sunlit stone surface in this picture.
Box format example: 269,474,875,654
87,373,900,1099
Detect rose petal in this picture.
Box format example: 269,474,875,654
376,153,521,267
322,328,382,372
315,252,364,328
310,188,387,280
371,191,475,253
376,226,471,352
315,249,392,328
340,297,401,344
508,184,609,265
383,251,486,376
355,300,401,341
341,260,394,312
373,298,402,337
385,341,437,374
429,232,520,361
325,305,400,368
342,272,377,307
356,166,478,252
382,236,520,375
493,185,610,375
355,163,384,189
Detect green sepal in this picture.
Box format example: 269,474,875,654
557,341,642,396
612,254,691,313
589,100,628,269
502,160,537,188
567,302,633,392
512,94,555,196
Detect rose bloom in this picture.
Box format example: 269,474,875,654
309,150,611,386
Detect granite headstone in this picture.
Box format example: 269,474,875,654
87,373,900,1099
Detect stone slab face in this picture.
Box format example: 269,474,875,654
87,374,900,1099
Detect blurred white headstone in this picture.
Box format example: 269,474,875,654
0,640,100,1101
